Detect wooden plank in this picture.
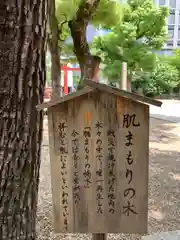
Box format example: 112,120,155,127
49,104,73,232
115,94,149,233
47,111,62,232
49,91,149,233
84,79,162,107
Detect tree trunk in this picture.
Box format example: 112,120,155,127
77,55,101,88
0,1,47,239
48,0,63,98
68,0,101,89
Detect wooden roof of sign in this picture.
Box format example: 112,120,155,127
37,80,162,111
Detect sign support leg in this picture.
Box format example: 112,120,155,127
120,61,127,91
92,233,107,240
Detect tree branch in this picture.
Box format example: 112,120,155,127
68,0,101,59
68,0,101,89
74,0,101,23
58,14,68,41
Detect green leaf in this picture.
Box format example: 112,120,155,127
92,0,169,80
55,0,123,57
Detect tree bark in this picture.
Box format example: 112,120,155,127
68,0,101,89
0,1,47,239
48,0,63,98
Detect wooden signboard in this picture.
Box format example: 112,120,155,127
47,90,149,234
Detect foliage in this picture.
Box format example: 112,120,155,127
55,0,122,54
56,0,122,27
132,61,180,97
162,49,180,78
92,0,169,79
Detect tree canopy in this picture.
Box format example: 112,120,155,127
163,49,180,78
56,0,122,28
92,0,169,80
48,0,123,92
55,0,122,55
132,59,180,96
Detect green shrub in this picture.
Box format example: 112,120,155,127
132,62,180,97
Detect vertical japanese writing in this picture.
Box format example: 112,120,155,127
107,129,116,214
95,121,104,214
58,121,68,231
83,126,92,188
123,114,140,128
71,130,80,205
122,114,140,217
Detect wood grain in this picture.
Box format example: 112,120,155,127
48,90,149,234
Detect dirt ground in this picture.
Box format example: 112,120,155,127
37,117,180,239
148,118,180,233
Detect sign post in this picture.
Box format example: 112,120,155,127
120,62,127,91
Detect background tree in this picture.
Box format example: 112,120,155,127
48,0,122,93
132,61,180,96
0,1,47,239
48,0,66,97
163,49,180,78
68,0,101,89
56,0,122,51
92,0,169,90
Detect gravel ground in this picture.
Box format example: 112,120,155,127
37,117,180,240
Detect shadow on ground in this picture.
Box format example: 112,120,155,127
149,148,180,233
150,118,180,145
151,114,180,124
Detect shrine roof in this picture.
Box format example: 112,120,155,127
37,80,162,111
